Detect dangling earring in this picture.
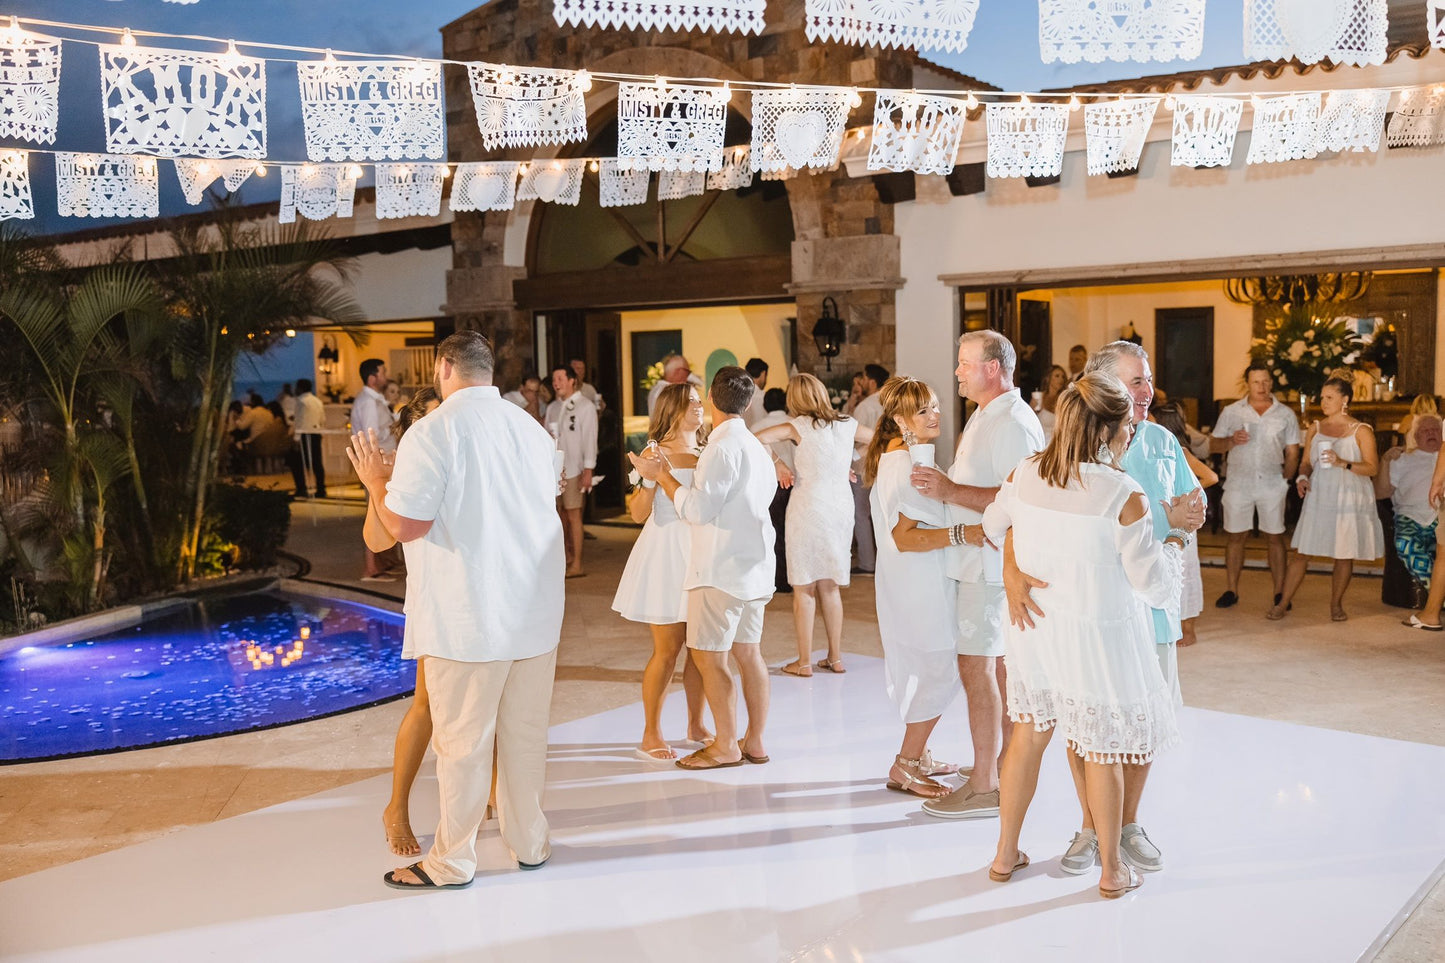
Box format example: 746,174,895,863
1097,442,1113,465
901,426,918,447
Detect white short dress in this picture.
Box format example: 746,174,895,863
786,417,857,586
983,461,1182,764
870,450,963,724
611,468,693,625
1292,431,1385,561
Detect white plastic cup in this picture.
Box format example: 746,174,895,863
1319,439,1337,467
909,443,935,467
1030,390,1043,410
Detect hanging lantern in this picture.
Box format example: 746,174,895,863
812,297,845,371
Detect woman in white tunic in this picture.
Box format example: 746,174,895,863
864,377,975,797
982,374,1189,899
756,373,872,676
612,383,713,760
1269,376,1384,623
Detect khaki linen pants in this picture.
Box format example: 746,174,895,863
420,646,558,884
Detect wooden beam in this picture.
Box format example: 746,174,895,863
582,176,657,258
514,254,793,311
664,192,721,265
656,198,667,264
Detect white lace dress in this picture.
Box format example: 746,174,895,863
611,468,693,624
785,417,857,586
1292,431,1385,560
983,461,1182,764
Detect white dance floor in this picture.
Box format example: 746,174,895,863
3,655,1444,962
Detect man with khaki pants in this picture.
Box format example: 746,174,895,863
350,331,566,890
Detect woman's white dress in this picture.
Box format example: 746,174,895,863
611,468,693,624
785,417,856,586
1292,430,1385,560
983,461,1182,764
1036,406,1057,443
870,450,962,723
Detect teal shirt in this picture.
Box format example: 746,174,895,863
1120,420,1198,645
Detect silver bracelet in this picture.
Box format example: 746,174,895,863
948,523,964,546
1166,527,1190,547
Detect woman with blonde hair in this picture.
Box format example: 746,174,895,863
864,376,981,796
982,373,1190,899
612,382,714,760
756,373,873,676
1034,364,1069,442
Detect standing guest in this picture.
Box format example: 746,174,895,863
613,383,714,760
983,373,1188,899
1407,417,1445,630
630,366,775,771
850,363,890,576
288,378,328,499
865,376,971,798
1067,344,1088,381
648,354,694,415
350,331,565,891
1034,365,1068,442
277,383,297,426
1381,415,1442,609
756,373,873,677
752,387,796,595
1269,376,1383,621
1153,400,1219,647
351,358,400,582
504,374,547,425
383,381,405,417
1212,362,1303,609
547,366,598,579
570,358,602,408
742,357,770,427
912,331,1044,820
843,371,866,415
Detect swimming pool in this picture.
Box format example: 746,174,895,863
0,589,414,763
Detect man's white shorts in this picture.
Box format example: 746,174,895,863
686,587,767,652
1221,486,1287,535
956,580,1006,658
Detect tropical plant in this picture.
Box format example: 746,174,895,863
1249,304,1363,399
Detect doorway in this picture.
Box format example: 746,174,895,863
1156,307,1216,427
541,310,626,515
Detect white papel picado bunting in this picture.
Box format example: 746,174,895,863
450,161,520,212
805,0,981,54
173,158,255,204
278,164,358,223
1084,98,1158,175
1432,1,1445,49
56,152,159,218
867,92,967,176
297,60,444,162
99,44,267,158
467,63,589,151
1244,0,1388,67
0,24,61,144
707,146,753,190
1245,92,1321,165
0,150,33,221
375,163,448,219
985,102,1070,179
1313,88,1389,153
1386,86,1445,148
657,169,706,200
1170,95,1242,167
750,88,856,173
1039,0,1206,64
598,158,650,207
553,0,764,35
517,158,586,205
616,83,729,173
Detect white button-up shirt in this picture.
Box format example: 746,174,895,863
852,393,884,430
350,384,396,452
946,389,1045,584
1214,397,1301,496
546,393,598,478
384,386,565,663
294,392,325,434
671,417,777,601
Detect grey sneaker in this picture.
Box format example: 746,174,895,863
1059,829,1099,875
1120,823,1164,872
921,784,1000,819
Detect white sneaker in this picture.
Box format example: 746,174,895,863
1059,829,1098,875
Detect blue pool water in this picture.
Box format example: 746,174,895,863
0,590,414,763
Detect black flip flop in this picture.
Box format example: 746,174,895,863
383,861,474,891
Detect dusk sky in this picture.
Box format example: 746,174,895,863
5,0,1246,232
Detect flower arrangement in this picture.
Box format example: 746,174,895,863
1249,305,1363,399
638,360,666,392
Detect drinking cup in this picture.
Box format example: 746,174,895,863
909,443,935,467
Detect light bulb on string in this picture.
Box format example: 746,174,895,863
965,92,979,110
347,164,364,180
1164,94,1177,110
575,69,592,92
1068,94,1081,112
120,27,138,47
224,40,242,65
718,82,731,104
655,75,667,91
848,90,863,109
442,164,452,178
253,164,267,178
588,159,599,173
323,49,336,64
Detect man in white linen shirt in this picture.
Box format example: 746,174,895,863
742,357,770,428
632,366,776,770
503,374,547,425
849,363,888,575
547,365,599,578
349,331,565,890
912,331,1044,820
351,358,401,580
1210,362,1302,609
287,378,328,499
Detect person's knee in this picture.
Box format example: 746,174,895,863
958,655,997,685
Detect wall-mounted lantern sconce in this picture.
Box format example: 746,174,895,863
812,296,845,372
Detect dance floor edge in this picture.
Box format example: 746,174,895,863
1,655,1443,963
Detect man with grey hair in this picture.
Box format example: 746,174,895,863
1001,339,1205,877
912,329,1044,819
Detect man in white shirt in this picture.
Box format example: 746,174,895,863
647,354,693,415
752,387,794,595
349,331,564,890
547,366,599,578
742,357,770,428
569,358,603,409
912,331,1044,820
849,364,888,575
633,366,775,770
504,374,546,425
287,378,328,498
351,358,400,581
1210,362,1302,608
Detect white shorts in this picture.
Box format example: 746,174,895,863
686,587,767,652
1157,641,1182,708
956,580,1006,658
1221,487,1287,535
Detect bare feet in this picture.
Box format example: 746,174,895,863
565,566,586,579
1265,605,1287,621
780,660,812,677
1178,629,1197,647
383,809,420,857
1331,607,1348,622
